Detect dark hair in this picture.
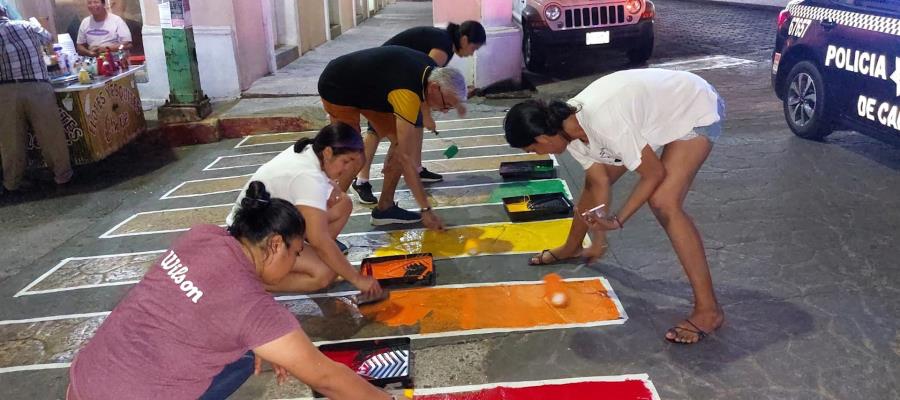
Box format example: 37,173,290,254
228,181,305,245
294,122,364,160
447,21,487,48
503,100,577,148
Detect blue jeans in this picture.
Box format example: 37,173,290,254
692,90,727,143
199,351,255,400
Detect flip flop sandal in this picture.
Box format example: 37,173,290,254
665,319,709,344
529,249,561,266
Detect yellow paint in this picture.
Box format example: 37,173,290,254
371,219,574,259
504,200,531,213
361,279,621,333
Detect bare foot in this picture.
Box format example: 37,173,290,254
529,246,584,266
665,308,725,344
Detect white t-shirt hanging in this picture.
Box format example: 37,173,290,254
226,146,334,226
565,68,721,171
77,14,132,50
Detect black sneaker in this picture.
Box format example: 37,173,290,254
371,203,422,226
419,167,443,183
352,179,377,204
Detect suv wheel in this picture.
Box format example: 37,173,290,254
782,61,833,140
627,35,654,64
523,28,546,72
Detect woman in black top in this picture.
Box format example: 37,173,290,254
352,21,486,203
383,21,487,67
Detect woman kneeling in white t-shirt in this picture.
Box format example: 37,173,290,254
227,123,382,298
502,69,725,345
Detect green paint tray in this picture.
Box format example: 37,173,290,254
502,192,573,222
499,160,556,180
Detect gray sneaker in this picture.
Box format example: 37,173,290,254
352,179,378,204
371,203,422,226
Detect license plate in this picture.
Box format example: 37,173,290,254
586,31,610,45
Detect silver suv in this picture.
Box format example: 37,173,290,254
513,0,656,71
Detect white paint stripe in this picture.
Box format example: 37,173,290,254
309,277,626,346
275,374,658,399
0,363,73,374
159,173,254,200
0,311,111,325
408,374,658,397
162,154,553,200
233,129,318,149
202,150,284,171
436,115,504,123
18,281,143,296
234,124,503,149
650,55,756,71
1,278,623,375
15,250,167,298
98,203,234,239
206,142,511,172
101,179,571,239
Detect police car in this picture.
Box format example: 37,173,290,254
772,0,900,143
513,0,656,71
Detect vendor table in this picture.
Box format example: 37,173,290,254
25,66,147,168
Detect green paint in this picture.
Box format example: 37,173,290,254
162,27,205,104
533,164,555,172
488,180,569,203
443,144,459,159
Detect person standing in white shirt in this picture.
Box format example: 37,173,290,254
75,0,131,57
502,68,726,345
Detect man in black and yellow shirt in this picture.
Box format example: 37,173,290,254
317,45,467,230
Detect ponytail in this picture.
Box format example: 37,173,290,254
228,181,305,245
293,122,363,160
503,99,577,148
447,21,486,49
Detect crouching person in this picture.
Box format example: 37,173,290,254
67,182,392,400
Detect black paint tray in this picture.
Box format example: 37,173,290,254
361,253,436,289
502,192,574,222
499,160,557,180
316,337,413,396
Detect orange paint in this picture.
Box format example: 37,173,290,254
361,279,621,334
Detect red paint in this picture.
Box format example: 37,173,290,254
416,380,653,400
321,349,360,368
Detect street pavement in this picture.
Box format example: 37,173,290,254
1,1,898,399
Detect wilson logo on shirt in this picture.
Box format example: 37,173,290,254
159,251,205,304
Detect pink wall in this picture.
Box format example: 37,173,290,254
232,0,271,90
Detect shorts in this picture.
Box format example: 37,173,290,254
680,90,726,143
366,111,423,135
322,99,398,140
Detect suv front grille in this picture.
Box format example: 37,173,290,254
564,5,626,28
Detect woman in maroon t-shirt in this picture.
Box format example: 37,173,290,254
68,182,392,400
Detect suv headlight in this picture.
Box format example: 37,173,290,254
545,5,561,21
625,0,643,14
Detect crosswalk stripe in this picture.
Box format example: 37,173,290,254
100,179,570,239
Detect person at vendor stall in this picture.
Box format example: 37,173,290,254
0,4,74,194
75,0,132,57
68,182,394,400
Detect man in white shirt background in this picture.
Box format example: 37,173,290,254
75,0,131,57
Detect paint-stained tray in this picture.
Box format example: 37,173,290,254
361,253,436,288
316,337,413,395
503,192,573,222
499,160,556,180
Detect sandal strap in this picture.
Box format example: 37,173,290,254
684,319,709,338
